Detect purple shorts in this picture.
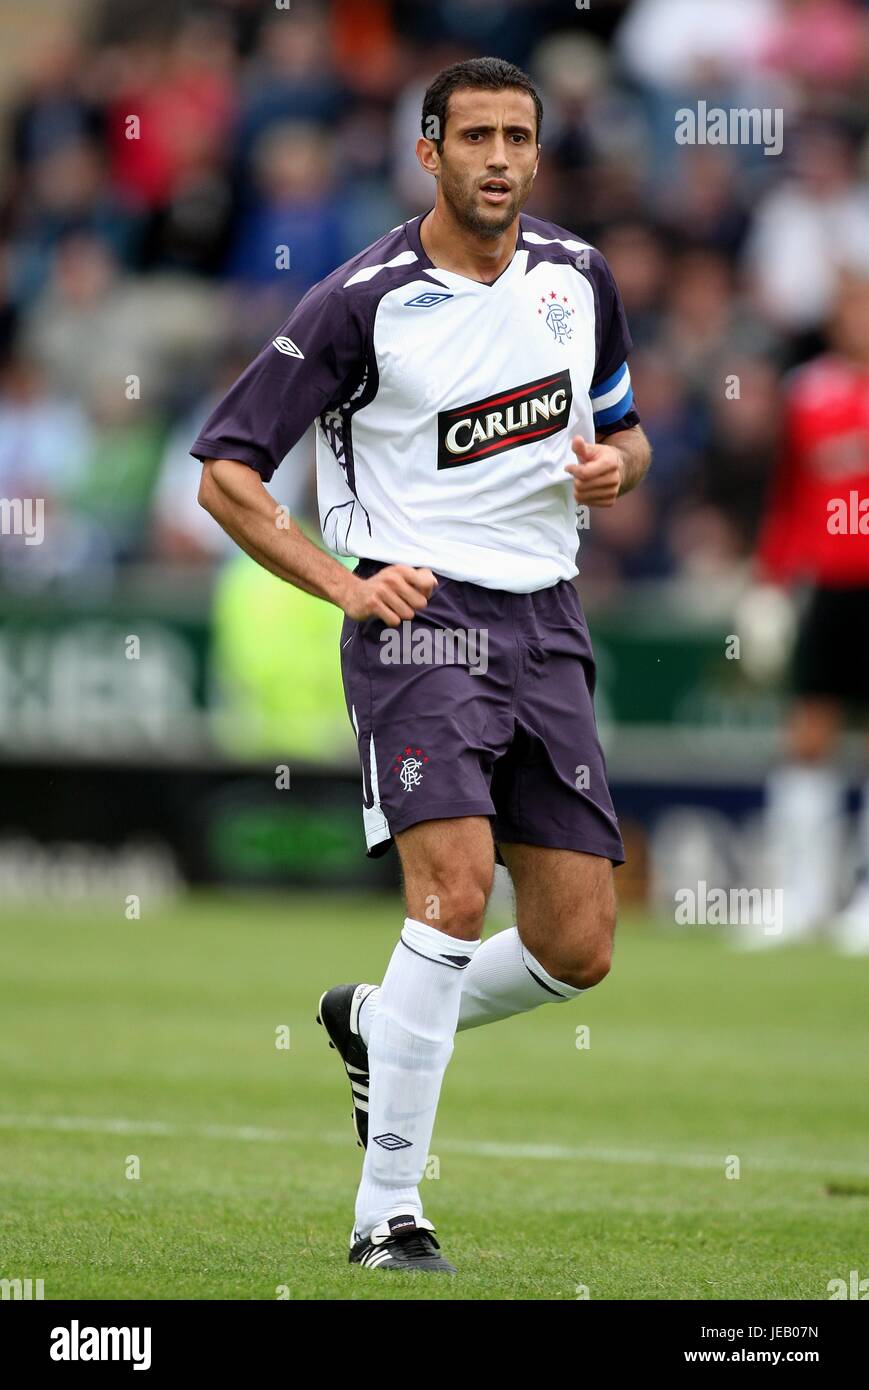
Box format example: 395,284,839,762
340,559,625,866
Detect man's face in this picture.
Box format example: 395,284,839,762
427,88,539,238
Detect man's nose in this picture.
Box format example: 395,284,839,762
486,136,510,167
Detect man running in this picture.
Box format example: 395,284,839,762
193,56,651,1274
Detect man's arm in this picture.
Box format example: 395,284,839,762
198,457,436,627
565,424,652,507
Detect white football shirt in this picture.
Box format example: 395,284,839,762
191,210,638,593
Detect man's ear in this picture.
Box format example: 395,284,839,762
415,135,439,177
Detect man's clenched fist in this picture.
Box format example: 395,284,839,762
342,563,438,628
564,435,625,508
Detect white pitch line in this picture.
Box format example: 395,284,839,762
438,1138,869,1178
1,1113,867,1179
0,1114,286,1143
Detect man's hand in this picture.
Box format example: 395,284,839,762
564,425,652,507
198,458,436,625
342,564,438,628
565,436,624,508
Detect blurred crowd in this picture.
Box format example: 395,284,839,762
1,0,868,592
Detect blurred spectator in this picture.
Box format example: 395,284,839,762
12,138,139,294
0,356,108,587
234,8,345,168
211,530,358,761
597,223,667,349
68,379,166,562
580,485,672,588
614,0,786,182
0,356,90,500
530,33,649,232
8,32,103,174
626,349,705,511
20,234,227,405
659,248,779,395
744,120,869,341
226,121,346,289
393,0,542,69
656,147,750,258
330,0,401,97
757,0,867,92
389,42,474,211
616,0,779,89
103,17,236,213
693,356,782,555
0,242,19,365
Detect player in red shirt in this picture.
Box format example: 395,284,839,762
755,269,869,952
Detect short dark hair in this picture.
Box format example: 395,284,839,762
421,56,543,151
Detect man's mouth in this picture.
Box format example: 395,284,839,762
479,180,511,203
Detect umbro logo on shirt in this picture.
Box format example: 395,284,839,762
272,336,305,358
404,291,454,308
437,369,573,469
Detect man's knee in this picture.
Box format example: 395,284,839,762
568,940,613,989
428,876,490,939
398,819,494,940
535,903,616,990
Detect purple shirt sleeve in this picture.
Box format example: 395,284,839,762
587,250,641,436
190,279,364,482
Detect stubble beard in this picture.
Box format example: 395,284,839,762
438,161,533,240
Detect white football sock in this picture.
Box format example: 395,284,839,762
838,778,869,925
357,925,584,1046
353,917,481,1239
765,763,844,934
855,777,869,890
456,926,584,1029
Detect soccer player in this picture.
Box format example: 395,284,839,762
192,57,651,1273
754,268,869,952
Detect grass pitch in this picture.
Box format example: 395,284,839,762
1,892,867,1301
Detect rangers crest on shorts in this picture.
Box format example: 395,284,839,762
392,746,428,792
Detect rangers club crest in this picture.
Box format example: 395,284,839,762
392,746,429,791
539,290,575,344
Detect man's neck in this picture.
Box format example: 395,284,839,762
419,204,520,285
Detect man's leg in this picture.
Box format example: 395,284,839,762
833,727,869,954
455,843,616,1029
358,842,616,1041
763,699,845,943
353,815,493,1239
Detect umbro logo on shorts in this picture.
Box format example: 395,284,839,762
272,336,305,358
437,368,573,469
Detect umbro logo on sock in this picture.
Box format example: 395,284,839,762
372,1132,412,1151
